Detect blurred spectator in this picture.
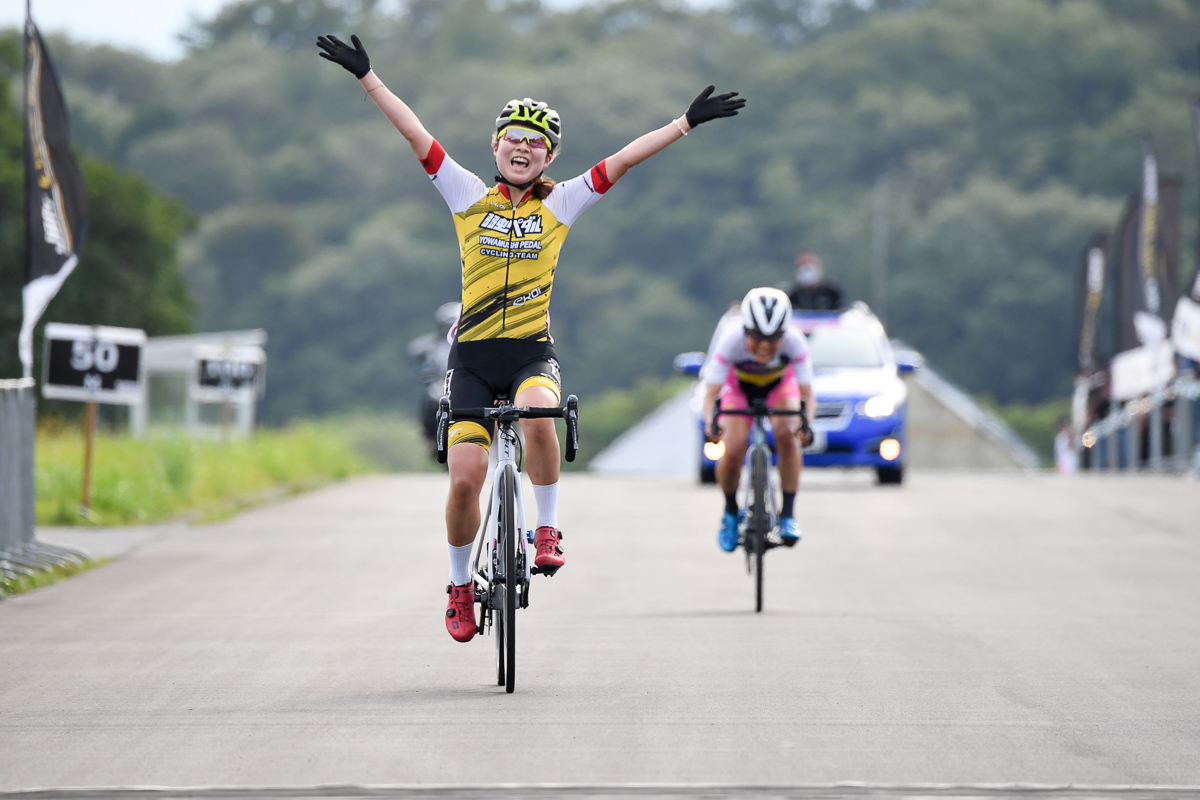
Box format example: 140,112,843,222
1054,416,1078,474
407,302,460,456
786,251,843,311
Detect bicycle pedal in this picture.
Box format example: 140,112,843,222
531,565,560,577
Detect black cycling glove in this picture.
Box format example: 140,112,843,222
685,85,746,128
316,33,371,79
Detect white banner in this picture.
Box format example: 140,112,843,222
1171,296,1200,362
1110,342,1175,401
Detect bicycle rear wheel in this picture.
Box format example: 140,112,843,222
500,466,518,693
750,445,769,613
494,595,505,687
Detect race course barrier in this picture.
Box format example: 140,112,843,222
1,379,87,596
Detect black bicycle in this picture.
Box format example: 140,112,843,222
712,398,809,612
436,394,579,693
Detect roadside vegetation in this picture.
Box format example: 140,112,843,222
0,557,107,598
979,396,1073,467
6,0,1194,417
35,421,374,526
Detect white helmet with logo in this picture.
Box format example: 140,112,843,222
741,287,792,340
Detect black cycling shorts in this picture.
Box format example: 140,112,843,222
444,338,562,449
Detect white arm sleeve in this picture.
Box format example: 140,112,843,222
541,169,608,227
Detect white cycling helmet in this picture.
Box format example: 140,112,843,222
741,287,792,341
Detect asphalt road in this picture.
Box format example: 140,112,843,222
2,471,1199,795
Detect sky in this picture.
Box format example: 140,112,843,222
1,0,726,62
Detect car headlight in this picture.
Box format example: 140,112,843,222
858,395,896,418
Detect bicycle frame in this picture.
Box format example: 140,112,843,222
712,398,808,612
435,394,579,692
742,412,778,544
472,421,530,603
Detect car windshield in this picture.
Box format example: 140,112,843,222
806,324,883,368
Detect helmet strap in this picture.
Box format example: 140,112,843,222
495,170,544,192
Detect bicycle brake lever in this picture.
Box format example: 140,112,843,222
436,396,450,463
564,394,579,462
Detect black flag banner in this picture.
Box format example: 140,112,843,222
1114,139,1180,352
18,19,88,377
1189,98,1200,303
1074,231,1108,376
1136,136,1160,321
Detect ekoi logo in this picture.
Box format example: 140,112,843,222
512,285,546,306
479,212,543,239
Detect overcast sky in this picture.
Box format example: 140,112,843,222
1,0,727,61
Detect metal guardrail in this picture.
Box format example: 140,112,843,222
1079,374,1200,473
912,364,1041,471
1,379,88,596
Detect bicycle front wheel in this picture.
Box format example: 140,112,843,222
750,445,769,613
500,466,518,693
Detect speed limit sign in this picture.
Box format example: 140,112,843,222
42,323,146,404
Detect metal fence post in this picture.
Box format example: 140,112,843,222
1105,409,1119,470
1123,406,1138,470
1,379,36,556
1174,393,1190,473
1149,402,1163,470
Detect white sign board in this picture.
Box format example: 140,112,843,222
1110,342,1175,401
1171,296,1200,362
42,324,146,405
191,344,266,403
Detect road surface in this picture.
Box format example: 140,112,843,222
2,471,1199,795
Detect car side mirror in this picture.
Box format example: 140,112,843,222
674,351,705,377
895,350,923,374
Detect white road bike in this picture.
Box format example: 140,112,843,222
436,394,579,693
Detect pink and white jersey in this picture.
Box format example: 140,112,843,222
701,326,814,388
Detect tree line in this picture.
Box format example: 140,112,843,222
2,0,1198,421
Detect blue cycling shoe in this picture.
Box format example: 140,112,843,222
778,516,801,547
718,511,740,552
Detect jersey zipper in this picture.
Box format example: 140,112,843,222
502,199,516,331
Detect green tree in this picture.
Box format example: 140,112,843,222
17,0,1200,415
0,32,195,380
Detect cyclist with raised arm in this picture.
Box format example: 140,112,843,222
317,33,745,642
701,288,815,551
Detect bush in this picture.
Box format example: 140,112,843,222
35,422,375,526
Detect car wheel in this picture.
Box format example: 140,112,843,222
700,463,717,484
876,465,903,485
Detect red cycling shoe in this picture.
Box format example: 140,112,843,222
445,583,477,642
533,527,565,573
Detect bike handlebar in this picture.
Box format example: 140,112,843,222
710,399,812,446
436,395,581,464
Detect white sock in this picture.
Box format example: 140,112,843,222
532,480,559,529
448,542,473,586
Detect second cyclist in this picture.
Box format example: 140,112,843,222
701,288,815,552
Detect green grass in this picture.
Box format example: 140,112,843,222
35,422,376,526
0,557,108,597
976,395,1071,467
567,376,693,469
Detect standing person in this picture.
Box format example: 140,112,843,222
317,33,745,642
701,288,815,551
786,251,843,311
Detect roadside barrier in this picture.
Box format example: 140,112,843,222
1,379,87,595
1080,374,1200,473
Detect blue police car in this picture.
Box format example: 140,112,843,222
676,302,919,485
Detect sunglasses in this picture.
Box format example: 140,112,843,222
500,127,549,150
746,329,785,344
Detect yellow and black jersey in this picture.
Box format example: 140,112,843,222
420,140,614,342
